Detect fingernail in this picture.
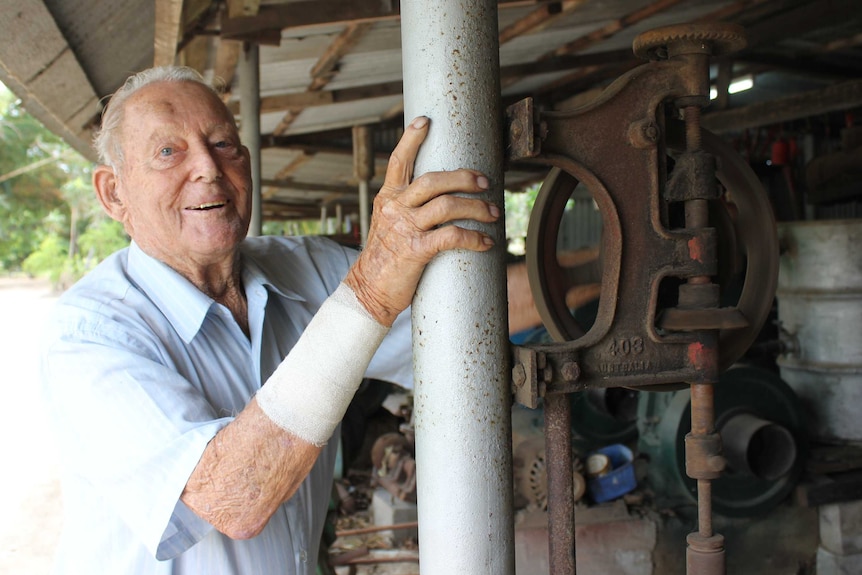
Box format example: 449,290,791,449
412,116,429,129
488,203,500,218
477,175,489,189
483,235,495,247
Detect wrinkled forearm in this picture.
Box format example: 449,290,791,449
180,398,321,540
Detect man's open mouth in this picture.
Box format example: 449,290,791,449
187,201,226,211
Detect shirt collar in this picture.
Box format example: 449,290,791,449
127,242,220,344
239,245,306,303
127,241,308,344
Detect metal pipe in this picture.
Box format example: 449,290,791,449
545,393,576,575
683,101,725,575
401,1,514,573
239,42,262,236
720,413,797,481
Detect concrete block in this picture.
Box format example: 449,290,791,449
820,500,862,555
371,487,418,545
817,546,862,575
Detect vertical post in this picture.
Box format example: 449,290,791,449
239,41,262,236
401,1,514,574
352,124,373,244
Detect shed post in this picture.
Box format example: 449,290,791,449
401,1,515,572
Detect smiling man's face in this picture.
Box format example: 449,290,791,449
100,80,252,274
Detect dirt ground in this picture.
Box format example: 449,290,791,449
0,277,63,574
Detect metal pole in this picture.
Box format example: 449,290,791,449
239,41,262,237
545,393,576,574
401,1,514,573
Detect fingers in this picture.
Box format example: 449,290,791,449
383,116,430,190
402,169,489,209
411,194,500,231
422,222,496,254
349,115,501,324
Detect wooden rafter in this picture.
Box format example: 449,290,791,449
263,152,314,198
220,0,575,42
221,0,399,41
553,0,685,58
261,178,358,195
226,0,261,18
272,21,374,135
246,50,635,117
702,78,862,134
498,0,587,45
154,0,184,66
310,22,374,91
214,38,241,96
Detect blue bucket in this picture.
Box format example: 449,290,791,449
586,444,636,503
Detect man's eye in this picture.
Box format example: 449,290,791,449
159,147,173,156
214,140,231,149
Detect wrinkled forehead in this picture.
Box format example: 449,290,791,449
119,81,238,153
122,80,237,136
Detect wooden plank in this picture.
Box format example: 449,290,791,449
498,0,587,45
221,0,555,40
552,0,685,57
226,0,261,18
0,0,68,83
221,0,399,40
29,50,98,122
310,22,374,87
180,34,210,75
702,79,862,134
262,91,335,112
214,39,241,94
261,178,358,195
0,0,101,161
154,0,184,66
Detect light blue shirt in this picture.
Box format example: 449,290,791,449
40,236,413,574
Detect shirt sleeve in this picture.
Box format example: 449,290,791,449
41,312,227,559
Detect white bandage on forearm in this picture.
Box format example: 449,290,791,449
255,282,389,446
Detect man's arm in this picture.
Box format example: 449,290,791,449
181,398,319,539
180,116,500,538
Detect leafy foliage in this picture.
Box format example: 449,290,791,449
1,81,129,286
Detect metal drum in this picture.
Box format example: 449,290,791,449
777,219,862,443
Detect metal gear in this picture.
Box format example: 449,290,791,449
633,23,747,61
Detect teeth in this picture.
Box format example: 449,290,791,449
190,202,225,210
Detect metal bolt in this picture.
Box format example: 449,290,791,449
643,123,658,142
561,361,580,382
512,363,526,388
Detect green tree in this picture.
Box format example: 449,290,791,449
0,81,116,282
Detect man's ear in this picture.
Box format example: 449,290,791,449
93,165,125,221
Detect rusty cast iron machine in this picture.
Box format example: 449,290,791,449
507,23,779,575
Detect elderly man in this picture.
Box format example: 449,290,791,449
40,66,500,574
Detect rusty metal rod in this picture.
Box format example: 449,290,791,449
683,100,725,574
335,521,419,538
545,392,576,575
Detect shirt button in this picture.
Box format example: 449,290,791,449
299,549,308,563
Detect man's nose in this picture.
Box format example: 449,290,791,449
190,144,222,182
